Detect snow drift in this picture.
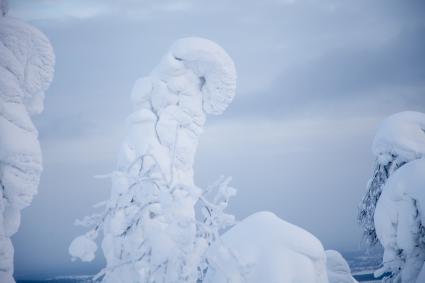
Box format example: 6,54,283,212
0,12,55,283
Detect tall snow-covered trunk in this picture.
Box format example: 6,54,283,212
0,10,55,283
69,37,236,283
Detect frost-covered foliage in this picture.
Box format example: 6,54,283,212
69,37,237,283
0,11,55,283
358,111,425,246
325,250,358,283
374,158,425,283
204,211,330,283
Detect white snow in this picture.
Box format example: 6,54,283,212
325,250,358,283
372,111,425,164
374,158,425,282
204,211,329,283
69,234,98,262
0,14,54,283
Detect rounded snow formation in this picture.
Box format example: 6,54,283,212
0,16,55,114
325,250,358,283
205,211,329,283
372,111,425,163
165,37,236,115
69,234,97,262
374,158,425,282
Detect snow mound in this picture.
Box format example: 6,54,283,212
325,250,358,283
374,158,425,282
372,111,425,163
205,211,329,283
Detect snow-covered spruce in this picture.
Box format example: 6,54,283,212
0,9,55,283
374,158,425,283
205,212,356,283
358,111,425,246
69,37,237,283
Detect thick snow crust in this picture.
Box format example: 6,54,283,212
374,158,425,282
0,15,54,283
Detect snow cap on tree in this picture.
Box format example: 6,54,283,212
162,37,236,115
372,111,425,164
0,16,55,114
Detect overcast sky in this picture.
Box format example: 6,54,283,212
8,0,425,279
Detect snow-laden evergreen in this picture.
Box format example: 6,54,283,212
69,37,237,283
0,7,55,283
374,158,425,283
358,111,425,246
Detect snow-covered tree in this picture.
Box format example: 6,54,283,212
358,111,425,246
374,158,425,283
0,8,55,283
69,37,237,283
